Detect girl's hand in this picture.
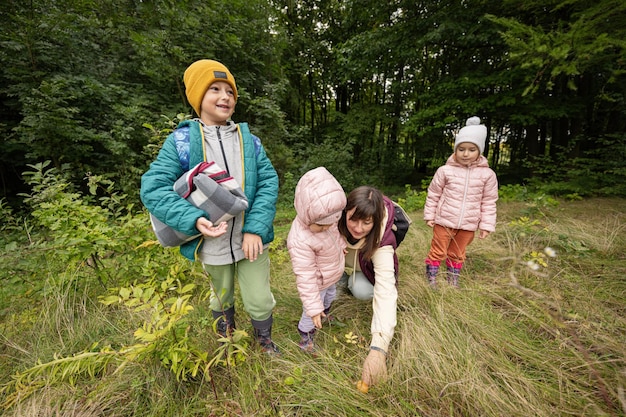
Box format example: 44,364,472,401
196,218,228,237
242,233,263,261
312,312,326,329
426,220,435,228
479,230,490,239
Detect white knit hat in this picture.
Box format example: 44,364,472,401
454,116,487,154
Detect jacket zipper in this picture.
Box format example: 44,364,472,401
216,126,237,264
457,166,470,229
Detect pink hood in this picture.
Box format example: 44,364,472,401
292,167,346,226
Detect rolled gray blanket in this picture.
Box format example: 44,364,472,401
150,161,248,247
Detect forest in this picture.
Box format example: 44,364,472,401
1,1,626,416
1,0,626,205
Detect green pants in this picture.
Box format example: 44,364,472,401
203,251,276,322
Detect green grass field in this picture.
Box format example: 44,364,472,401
1,198,625,416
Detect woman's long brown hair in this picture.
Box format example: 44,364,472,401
338,186,384,261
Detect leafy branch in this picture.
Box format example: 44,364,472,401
0,269,252,410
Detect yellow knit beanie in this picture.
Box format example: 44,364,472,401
183,59,238,115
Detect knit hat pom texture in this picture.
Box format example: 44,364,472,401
454,116,487,154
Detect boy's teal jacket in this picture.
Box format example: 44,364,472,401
140,120,279,261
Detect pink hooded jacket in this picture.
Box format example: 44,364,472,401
424,154,498,232
287,167,347,318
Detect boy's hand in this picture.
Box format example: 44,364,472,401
196,218,228,237
243,233,263,261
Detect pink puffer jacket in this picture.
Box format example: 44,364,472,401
423,154,498,232
287,167,347,317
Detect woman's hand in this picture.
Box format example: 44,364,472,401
196,217,228,237
242,233,263,261
357,348,387,393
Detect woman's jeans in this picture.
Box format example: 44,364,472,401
340,271,374,300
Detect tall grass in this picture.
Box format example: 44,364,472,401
1,198,625,416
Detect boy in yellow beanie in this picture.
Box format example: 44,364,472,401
141,59,281,354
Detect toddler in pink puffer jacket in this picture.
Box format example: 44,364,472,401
287,167,347,354
423,116,499,288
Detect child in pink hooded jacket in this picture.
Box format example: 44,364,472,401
287,167,347,353
424,116,498,288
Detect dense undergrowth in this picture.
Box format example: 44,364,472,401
0,164,625,416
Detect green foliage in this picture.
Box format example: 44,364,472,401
22,161,113,259
3,0,626,206
508,216,545,237
396,184,427,212
555,232,591,254
520,194,560,217
0,160,167,309
0,167,261,409
487,0,626,95
268,235,290,266
142,113,192,162
504,205,591,265
289,133,364,192
498,184,534,202
1,272,222,408
1,0,625,412
0,0,288,203
99,272,214,382
523,134,626,198
209,325,250,368
283,366,304,386
1,190,625,414
276,171,297,209
0,198,22,238
19,161,144,286
0,343,121,410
